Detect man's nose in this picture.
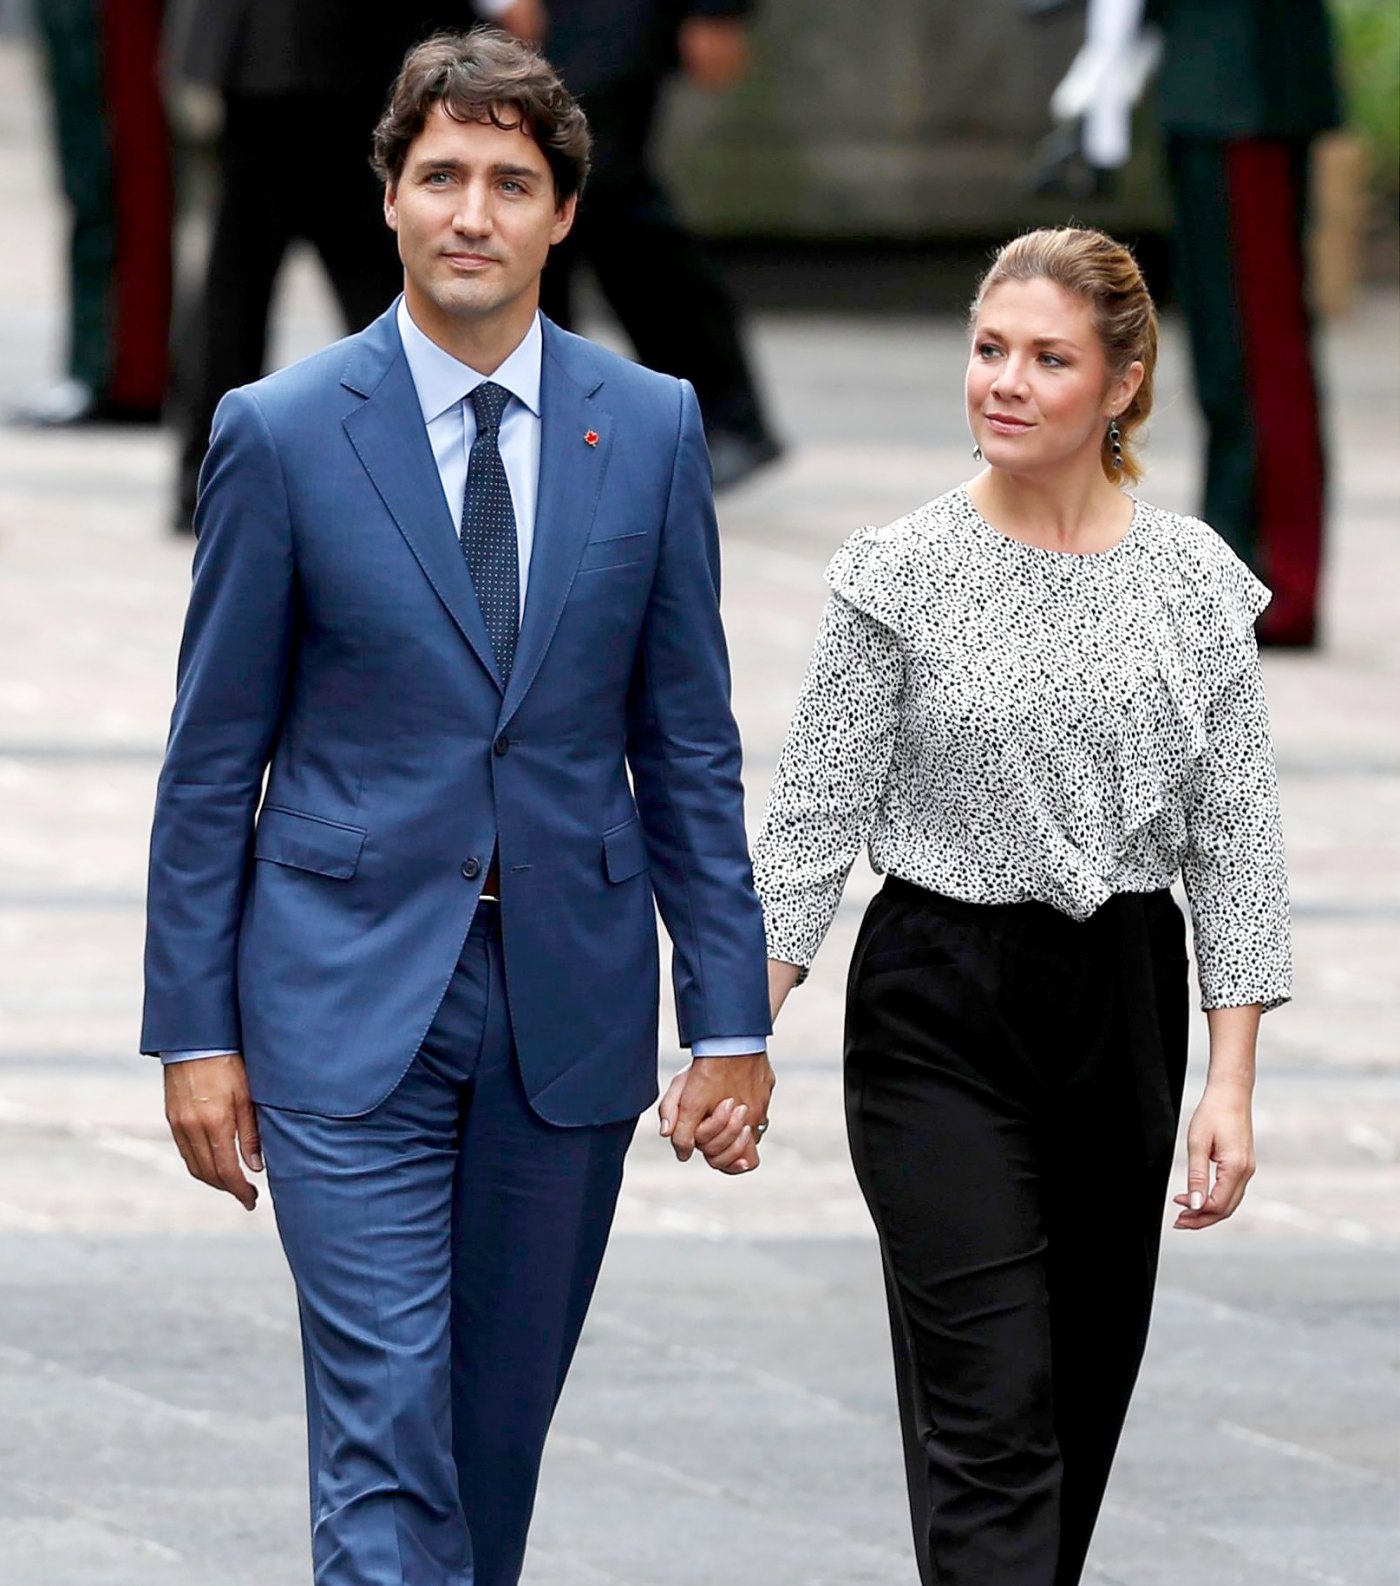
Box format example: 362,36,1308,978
453,183,493,235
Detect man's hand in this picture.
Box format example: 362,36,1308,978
678,17,751,91
493,0,548,44
658,1053,774,1172
164,1054,263,1211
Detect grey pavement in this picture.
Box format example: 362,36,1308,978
2,36,1399,1586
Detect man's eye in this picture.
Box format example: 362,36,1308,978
500,180,524,194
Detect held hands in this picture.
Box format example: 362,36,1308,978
164,1054,263,1211
1173,1079,1256,1230
658,1053,775,1175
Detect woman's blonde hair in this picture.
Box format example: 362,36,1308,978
970,227,1159,486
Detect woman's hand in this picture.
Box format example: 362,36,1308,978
1175,1004,1261,1231
1172,1079,1256,1230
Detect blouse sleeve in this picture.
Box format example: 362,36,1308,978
751,590,903,972
1181,652,1292,1011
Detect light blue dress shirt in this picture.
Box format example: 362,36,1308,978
163,301,762,1063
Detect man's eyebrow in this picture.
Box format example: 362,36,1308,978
408,157,544,179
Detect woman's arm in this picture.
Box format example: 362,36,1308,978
751,590,904,976
1173,1003,1260,1230
1180,658,1291,1012
768,959,803,1023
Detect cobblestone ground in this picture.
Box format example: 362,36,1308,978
1,39,1397,1586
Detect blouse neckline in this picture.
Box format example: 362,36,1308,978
958,484,1141,561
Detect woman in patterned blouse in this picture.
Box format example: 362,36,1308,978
750,228,1290,1586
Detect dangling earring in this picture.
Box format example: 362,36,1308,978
1108,417,1123,471
972,444,983,462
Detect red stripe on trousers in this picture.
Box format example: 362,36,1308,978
98,0,171,409
1225,139,1325,644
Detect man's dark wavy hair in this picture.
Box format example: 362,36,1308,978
371,27,592,202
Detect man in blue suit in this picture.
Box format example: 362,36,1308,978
142,28,773,1585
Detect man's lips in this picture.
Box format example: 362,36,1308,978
443,251,499,268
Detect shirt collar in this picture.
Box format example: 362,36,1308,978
396,295,543,424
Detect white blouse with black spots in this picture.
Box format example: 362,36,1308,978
752,486,1292,1012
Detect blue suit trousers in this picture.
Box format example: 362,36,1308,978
258,907,637,1585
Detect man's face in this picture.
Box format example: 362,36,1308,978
385,103,575,335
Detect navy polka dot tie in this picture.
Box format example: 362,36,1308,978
460,381,519,682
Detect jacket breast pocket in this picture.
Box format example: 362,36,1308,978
602,818,649,883
576,531,649,576
253,806,366,880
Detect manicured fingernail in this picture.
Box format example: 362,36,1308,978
1189,1191,1204,1211
733,1105,748,1121
660,1118,672,1137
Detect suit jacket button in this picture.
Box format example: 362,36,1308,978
461,858,481,880
494,735,510,756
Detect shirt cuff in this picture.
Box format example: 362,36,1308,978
690,1036,767,1057
159,1049,239,1064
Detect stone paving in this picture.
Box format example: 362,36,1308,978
1,36,1398,1586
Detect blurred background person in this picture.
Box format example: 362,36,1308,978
166,0,458,532
9,0,171,427
494,0,782,489
1153,0,1341,648
1043,0,1339,649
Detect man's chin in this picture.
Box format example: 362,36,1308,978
432,280,513,319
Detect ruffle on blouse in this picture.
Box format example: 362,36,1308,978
823,509,947,637
824,499,1272,860
1125,512,1272,833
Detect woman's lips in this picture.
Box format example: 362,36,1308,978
985,413,1033,434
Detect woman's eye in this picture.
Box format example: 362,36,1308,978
977,343,1001,359
1039,353,1064,368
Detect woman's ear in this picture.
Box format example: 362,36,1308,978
1110,359,1145,418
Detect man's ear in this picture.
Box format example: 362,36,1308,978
550,191,578,247
384,185,398,232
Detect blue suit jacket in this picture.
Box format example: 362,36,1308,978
141,307,771,1123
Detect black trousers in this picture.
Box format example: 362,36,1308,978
176,91,403,519
845,878,1190,1586
539,77,769,440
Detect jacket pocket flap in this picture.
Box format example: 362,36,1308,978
602,819,648,883
254,806,366,880
577,535,647,575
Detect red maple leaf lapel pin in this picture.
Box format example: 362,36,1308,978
584,429,600,448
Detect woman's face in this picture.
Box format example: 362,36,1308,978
965,277,1140,480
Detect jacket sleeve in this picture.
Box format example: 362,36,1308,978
625,380,771,1048
140,388,296,1055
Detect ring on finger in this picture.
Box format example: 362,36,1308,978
753,1120,769,1138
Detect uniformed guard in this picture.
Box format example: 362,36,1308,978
1153,0,1340,648
13,0,172,427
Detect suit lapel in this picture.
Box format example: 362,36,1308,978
500,326,612,726
341,316,504,691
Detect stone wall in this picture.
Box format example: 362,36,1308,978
655,0,1168,238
